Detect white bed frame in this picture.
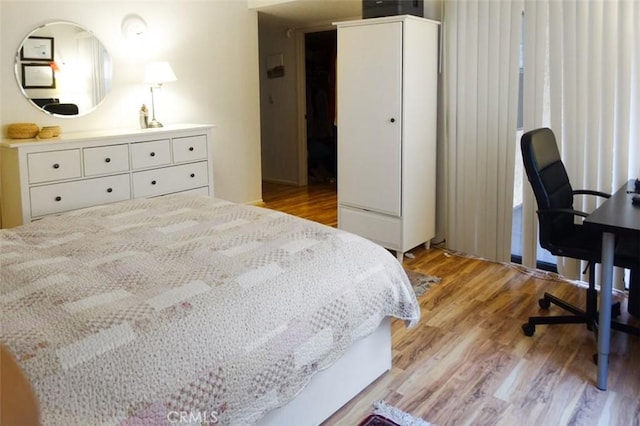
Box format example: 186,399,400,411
258,318,392,426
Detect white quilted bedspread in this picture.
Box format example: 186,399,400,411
0,195,420,425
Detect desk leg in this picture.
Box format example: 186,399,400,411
597,231,615,390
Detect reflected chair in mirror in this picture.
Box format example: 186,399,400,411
31,98,60,108
520,127,640,337
43,103,79,115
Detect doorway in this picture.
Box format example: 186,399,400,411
304,30,337,185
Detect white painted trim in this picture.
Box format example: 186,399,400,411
262,177,300,186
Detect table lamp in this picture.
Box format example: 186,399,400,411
143,61,176,128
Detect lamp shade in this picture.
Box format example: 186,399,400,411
143,61,176,85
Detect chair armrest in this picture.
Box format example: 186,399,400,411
539,207,589,218
573,189,611,199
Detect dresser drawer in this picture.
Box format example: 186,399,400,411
132,161,209,198
172,135,208,163
83,144,130,176
28,150,82,184
30,174,131,218
338,205,401,249
177,186,210,196
130,139,171,169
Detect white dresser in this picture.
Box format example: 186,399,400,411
335,16,439,261
0,124,214,228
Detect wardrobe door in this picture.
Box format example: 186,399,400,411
337,21,402,216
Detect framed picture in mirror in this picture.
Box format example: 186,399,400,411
21,36,54,61
22,64,55,89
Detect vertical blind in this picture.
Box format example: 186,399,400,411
520,0,640,286
441,0,523,262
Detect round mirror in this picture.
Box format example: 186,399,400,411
14,21,113,117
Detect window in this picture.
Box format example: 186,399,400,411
510,10,557,272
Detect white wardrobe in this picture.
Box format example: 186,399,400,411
335,15,439,262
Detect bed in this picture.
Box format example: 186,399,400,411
0,194,420,425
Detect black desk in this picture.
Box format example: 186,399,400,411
584,179,640,390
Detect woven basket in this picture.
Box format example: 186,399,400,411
7,123,39,139
41,125,61,137
38,129,54,139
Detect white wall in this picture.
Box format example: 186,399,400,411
0,0,262,204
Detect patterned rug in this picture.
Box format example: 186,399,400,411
405,270,441,297
359,400,433,426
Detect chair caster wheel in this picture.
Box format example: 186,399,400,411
538,298,551,310
522,323,536,336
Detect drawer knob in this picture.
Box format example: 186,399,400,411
106,187,113,193
105,157,111,163
55,196,62,202
53,163,60,169
188,147,194,152
150,152,156,157
151,180,157,185
390,118,396,123
190,173,195,178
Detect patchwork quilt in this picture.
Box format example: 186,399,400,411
0,195,420,425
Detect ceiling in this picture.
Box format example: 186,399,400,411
251,0,362,27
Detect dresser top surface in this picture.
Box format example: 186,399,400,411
1,124,215,149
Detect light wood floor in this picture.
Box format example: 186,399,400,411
262,181,640,426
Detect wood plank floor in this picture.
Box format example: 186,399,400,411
262,181,640,426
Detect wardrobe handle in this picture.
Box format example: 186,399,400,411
151,180,157,185
55,196,62,202
106,187,113,193
53,163,60,169
390,118,396,123
188,147,194,152
150,152,156,157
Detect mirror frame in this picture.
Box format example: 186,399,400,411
14,21,113,118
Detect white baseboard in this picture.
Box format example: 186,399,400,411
262,177,302,186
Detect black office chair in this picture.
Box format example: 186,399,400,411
520,127,640,337
43,103,79,115
30,97,60,108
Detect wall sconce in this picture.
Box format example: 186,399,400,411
143,61,176,128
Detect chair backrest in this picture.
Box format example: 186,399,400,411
520,128,575,250
43,103,79,115
30,98,60,108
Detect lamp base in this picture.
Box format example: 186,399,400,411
147,119,163,128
